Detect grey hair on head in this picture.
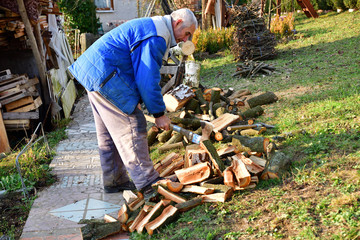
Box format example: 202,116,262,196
171,8,198,29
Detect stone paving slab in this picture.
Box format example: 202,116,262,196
20,95,129,240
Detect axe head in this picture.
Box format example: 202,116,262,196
200,121,214,141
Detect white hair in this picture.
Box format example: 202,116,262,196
171,8,198,29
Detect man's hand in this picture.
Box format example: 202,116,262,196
155,115,171,131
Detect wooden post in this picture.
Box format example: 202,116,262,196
16,0,50,105
0,106,10,154
34,22,45,64
276,0,281,16
202,0,207,30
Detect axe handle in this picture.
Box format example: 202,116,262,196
227,124,261,131
144,114,201,144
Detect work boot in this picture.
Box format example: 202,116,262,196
104,181,136,193
141,177,164,201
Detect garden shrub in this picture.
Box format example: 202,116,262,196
192,27,234,54
311,0,334,10
344,0,357,8
358,0,360,8
270,13,295,38
330,0,346,9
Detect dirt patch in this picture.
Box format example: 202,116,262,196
0,191,34,239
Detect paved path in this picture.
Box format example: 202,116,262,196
20,94,129,240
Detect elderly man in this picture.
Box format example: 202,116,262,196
68,8,197,198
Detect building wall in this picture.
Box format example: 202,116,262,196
96,0,138,33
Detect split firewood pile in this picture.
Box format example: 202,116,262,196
0,69,42,131
79,84,291,238
229,4,277,61
232,60,277,78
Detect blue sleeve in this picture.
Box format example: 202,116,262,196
131,36,167,116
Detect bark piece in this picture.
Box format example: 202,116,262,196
181,185,215,195
145,205,179,235
260,171,279,180
200,140,225,173
163,84,195,112
175,196,203,212
246,91,278,108
175,162,212,185
128,193,145,212
228,89,251,100
211,113,240,133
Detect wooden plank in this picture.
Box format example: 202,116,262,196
3,111,39,120
11,96,42,112
0,109,10,153
1,92,36,105
4,96,33,112
0,86,22,99
211,113,240,133
0,75,27,88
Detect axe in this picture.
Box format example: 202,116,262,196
145,115,213,145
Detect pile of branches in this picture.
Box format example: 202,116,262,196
232,61,277,78
229,4,277,61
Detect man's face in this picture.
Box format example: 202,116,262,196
173,19,196,43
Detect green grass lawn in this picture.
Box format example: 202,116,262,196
135,11,360,240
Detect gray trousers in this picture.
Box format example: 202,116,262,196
87,91,159,190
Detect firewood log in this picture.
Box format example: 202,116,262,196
157,185,187,203
200,140,225,173
246,91,278,108
123,190,138,204
154,152,180,173
166,181,184,193
145,205,179,235
185,144,209,168
147,126,159,146
211,113,240,133
249,155,267,167
184,98,200,112
159,157,184,177
175,162,212,185
239,105,264,120
223,167,236,188
175,196,203,212
181,185,215,195
136,200,169,233
201,192,233,203
117,204,129,224
232,135,270,153
80,220,122,240
231,155,251,188
194,88,208,113
104,214,117,223
237,153,264,175
158,141,185,154
128,205,153,233
157,130,173,143
228,89,251,100
163,84,195,112
171,117,201,129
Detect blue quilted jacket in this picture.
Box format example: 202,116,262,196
68,16,175,116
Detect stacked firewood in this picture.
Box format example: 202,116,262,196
232,60,277,78
79,85,291,238
229,4,277,61
0,69,42,131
